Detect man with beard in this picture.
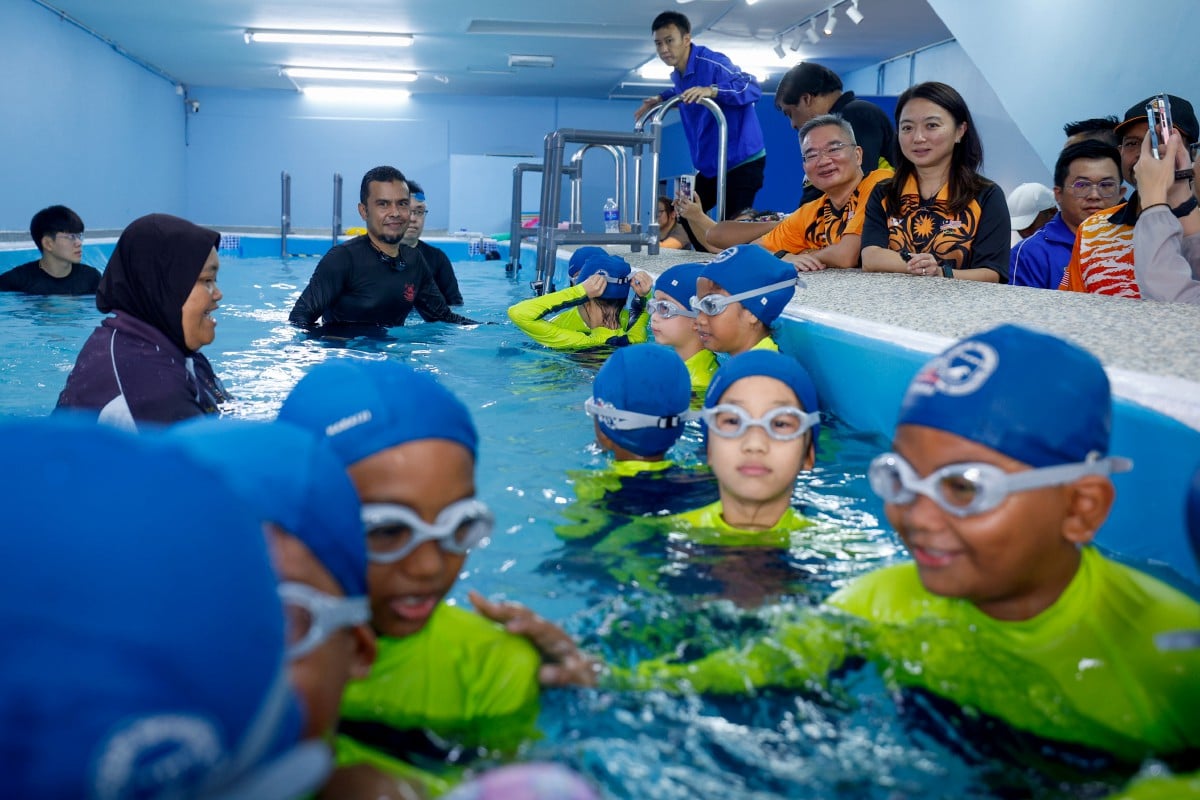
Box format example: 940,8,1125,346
290,166,477,329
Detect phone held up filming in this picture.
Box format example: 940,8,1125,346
1146,94,1173,160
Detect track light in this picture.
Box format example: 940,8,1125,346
790,27,806,51
772,36,786,59
804,20,820,44
823,9,838,36
846,0,864,24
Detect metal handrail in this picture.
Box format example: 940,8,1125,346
331,173,343,246
280,171,291,258
568,144,627,231
635,95,728,222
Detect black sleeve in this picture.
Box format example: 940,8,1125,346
425,244,463,306
413,266,478,325
969,183,1012,282
289,248,351,327
860,182,891,250
0,268,18,292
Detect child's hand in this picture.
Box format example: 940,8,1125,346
469,590,600,687
630,271,653,297
580,273,608,299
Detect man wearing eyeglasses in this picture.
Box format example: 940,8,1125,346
1060,95,1199,297
401,180,463,306
704,114,892,271
0,204,101,295
1010,141,1123,289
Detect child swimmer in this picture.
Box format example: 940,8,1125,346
647,262,718,396
691,245,802,356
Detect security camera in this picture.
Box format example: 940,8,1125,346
188,100,200,113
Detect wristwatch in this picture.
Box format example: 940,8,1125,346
710,84,719,97
940,262,955,278
1171,196,1199,218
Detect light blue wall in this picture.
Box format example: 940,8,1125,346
0,2,185,232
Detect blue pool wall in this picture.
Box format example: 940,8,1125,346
2,236,1196,585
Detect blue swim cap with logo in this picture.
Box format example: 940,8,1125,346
591,344,692,457
699,246,798,325
897,324,1111,468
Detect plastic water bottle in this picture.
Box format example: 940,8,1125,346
603,197,619,234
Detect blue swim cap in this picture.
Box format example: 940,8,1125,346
577,254,632,301
591,344,692,457
279,359,478,466
704,350,821,452
700,246,798,325
656,262,705,308
167,418,367,598
898,324,1111,468
0,418,323,799
567,246,607,281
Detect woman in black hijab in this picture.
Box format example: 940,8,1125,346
56,213,230,429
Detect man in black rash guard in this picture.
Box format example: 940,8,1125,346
289,166,478,329
401,180,464,306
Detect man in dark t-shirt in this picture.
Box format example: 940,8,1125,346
775,62,896,207
0,205,101,295
289,167,477,329
401,180,464,306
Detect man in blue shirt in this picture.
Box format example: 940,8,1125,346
1010,141,1123,289
635,12,766,235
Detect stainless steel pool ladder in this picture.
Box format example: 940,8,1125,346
332,172,343,247
280,170,291,258
526,96,727,294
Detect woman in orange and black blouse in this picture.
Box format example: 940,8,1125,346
861,81,1010,283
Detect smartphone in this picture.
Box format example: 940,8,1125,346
677,174,694,201
1146,95,1173,159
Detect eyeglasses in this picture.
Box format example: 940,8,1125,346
55,233,84,243
1118,137,1143,152
800,142,852,164
277,582,369,661
688,276,802,316
701,404,820,441
1066,179,1121,199
646,298,696,319
867,452,1131,518
361,498,493,564
585,397,698,431
409,209,428,218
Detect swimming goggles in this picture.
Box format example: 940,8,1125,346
701,404,820,441
868,452,1132,518
360,498,493,564
277,582,369,661
646,298,697,319
688,276,803,316
591,269,630,286
585,397,699,430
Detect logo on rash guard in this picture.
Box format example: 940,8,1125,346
404,284,415,302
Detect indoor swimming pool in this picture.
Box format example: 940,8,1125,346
0,240,1194,798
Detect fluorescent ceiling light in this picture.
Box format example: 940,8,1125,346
638,51,771,82
637,58,672,80
846,0,864,23
282,67,418,83
245,29,414,47
301,86,412,102
508,54,555,68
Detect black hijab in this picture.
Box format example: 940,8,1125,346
97,214,220,352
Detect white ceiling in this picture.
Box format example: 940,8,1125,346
37,0,950,99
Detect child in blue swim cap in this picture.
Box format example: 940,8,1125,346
0,418,327,799
508,254,654,351
649,262,718,396
692,245,801,356
278,359,541,793
480,325,1200,766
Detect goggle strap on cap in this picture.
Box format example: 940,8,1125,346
584,398,699,430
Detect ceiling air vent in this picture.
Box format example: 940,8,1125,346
507,54,555,68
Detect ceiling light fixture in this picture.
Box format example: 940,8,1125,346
804,20,821,44
772,36,786,59
508,54,555,68
824,9,838,36
745,0,762,5
300,86,412,102
282,67,418,83
790,27,806,51
846,0,864,24
245,29,414,47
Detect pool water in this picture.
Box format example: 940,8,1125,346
0,254,1148,798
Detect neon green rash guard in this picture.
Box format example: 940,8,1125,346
749,335,779,353
1109,771,1200,799
507,283,649,350
335,603,542,789
683,349,719,396
555,460,675,543
667,500,811,547
611,547,1200,761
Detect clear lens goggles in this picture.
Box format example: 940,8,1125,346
592,269,629,286
361,498,493,564
868,452,1132,518
701,404,820,441
646,298,697,319
585,397,699,431
277,581,369,661
688,276,803,316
